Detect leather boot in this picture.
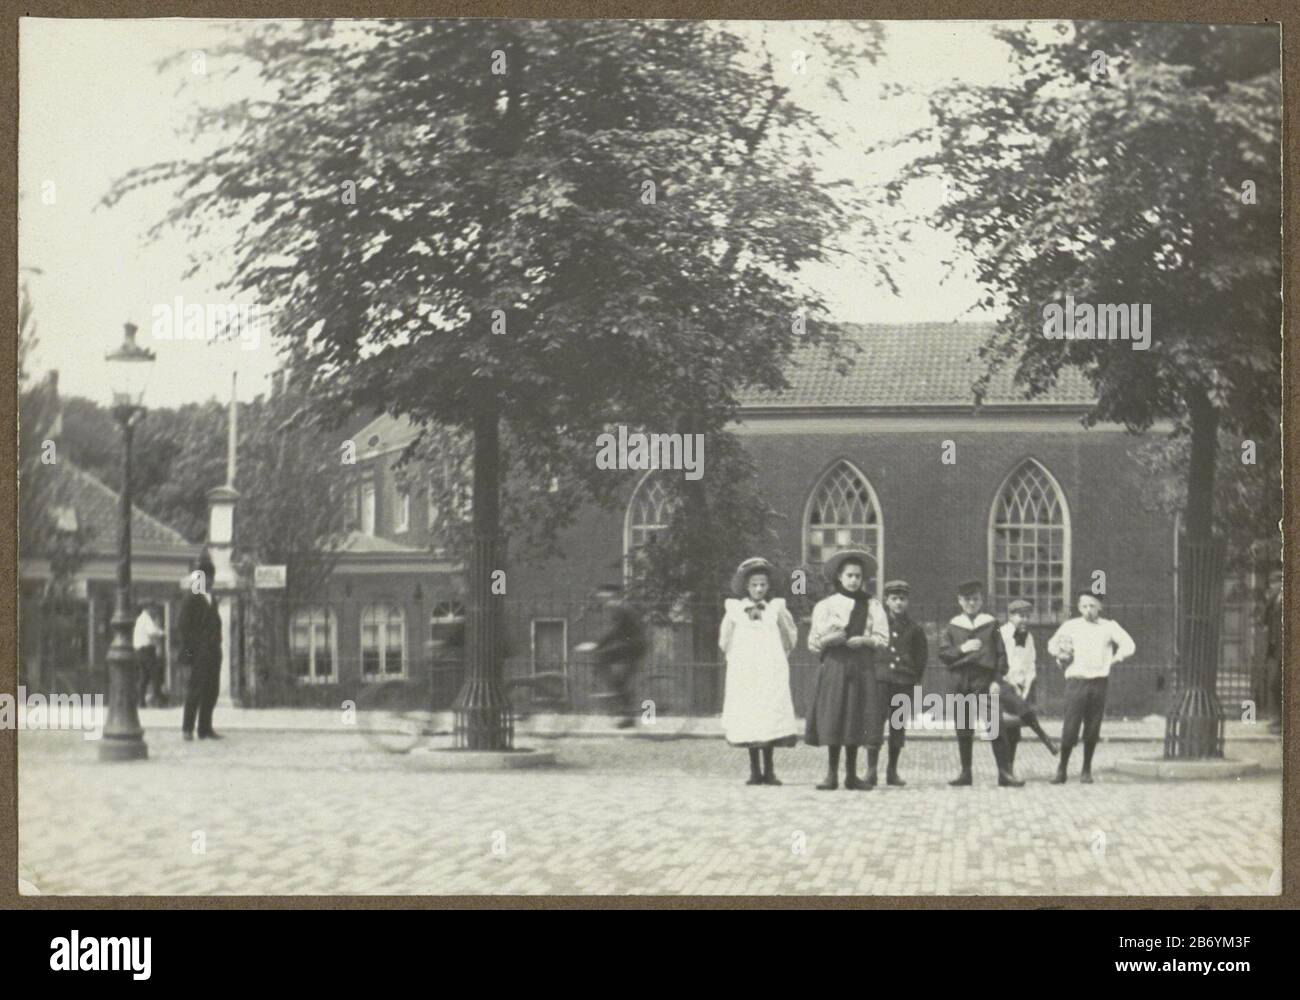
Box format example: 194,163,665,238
1051,745,1072,784
993,734,1024,787
844,747,870,790
863,746,880,788
886,736,905,786
949,729,973,786
761,747,781,786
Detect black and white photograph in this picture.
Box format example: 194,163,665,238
11,12,1287,907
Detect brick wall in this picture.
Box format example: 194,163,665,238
339,411,1181,716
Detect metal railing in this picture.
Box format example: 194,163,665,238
86,593,1259,721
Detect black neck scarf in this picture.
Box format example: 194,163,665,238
834,584,871,638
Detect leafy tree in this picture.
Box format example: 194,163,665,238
106,20,890,740
233,378,349,699
59,395,228,543
889,22,1281,545
1131,430,1281,573
18,278,96,686
19,276,96,567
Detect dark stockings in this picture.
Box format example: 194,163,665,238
747,747,782,785
1081,740,1097,782
1006,725,1021,770
865,746,881,787
1022,710,1059,755
887,728,906,785
818,745,863,790
950,729,974,785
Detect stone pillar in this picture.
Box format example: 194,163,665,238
206,484,241,707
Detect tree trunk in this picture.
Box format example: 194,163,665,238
452,404,512,749
1184,384,1218,539
677,410,721,713
1165,383,1225,759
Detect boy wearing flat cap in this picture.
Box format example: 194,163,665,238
864,579,927,787
718,558,800,786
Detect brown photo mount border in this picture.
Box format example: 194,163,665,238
1,0,1294,912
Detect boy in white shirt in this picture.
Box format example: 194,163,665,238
1047,592,1136,784
999,598,1037,774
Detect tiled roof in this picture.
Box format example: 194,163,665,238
737,322,1096,410
335,324,1095,436
47,462,194,551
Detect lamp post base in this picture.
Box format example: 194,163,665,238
98,734,149,762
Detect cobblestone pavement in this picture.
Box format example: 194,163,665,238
17,729,1283,896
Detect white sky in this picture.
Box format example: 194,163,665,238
19,18,1019,407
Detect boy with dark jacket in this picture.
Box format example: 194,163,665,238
864,579,927,787
939,580,1056,786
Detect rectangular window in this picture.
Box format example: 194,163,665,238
531,619,568,675
361,480,376,536
361,621,381,676
313,619,333,679
361,605,405,678
396,490,410,533
290,609,335,683
291,620,311,678
385,621,404,675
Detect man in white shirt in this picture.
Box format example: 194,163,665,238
133,604,165,707
1047,592,1136,784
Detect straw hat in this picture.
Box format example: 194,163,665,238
731,557,776,598
822,549,877,586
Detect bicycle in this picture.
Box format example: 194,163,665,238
355,677,443,754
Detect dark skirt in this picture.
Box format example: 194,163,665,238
805,645,877,747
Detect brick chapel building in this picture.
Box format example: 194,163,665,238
316,322,1221,718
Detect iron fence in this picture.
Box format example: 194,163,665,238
218,593,1264,721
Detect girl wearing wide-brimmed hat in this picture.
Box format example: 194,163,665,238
806,549,889,790
718,558,800,785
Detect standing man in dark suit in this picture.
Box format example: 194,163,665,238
180,550,224,741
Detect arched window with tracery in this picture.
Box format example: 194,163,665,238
623,472,677,581
804,460,884,593
988,459,1071,620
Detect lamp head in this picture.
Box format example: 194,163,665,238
105,321,156,415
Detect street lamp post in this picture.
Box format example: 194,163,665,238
99,322,155,762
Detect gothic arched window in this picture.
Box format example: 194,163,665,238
624,472,677,581
988,459,1071,620
804,460,884,592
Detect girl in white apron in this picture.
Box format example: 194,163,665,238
719,558,799,785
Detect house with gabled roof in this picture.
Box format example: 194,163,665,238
19,459,200,695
